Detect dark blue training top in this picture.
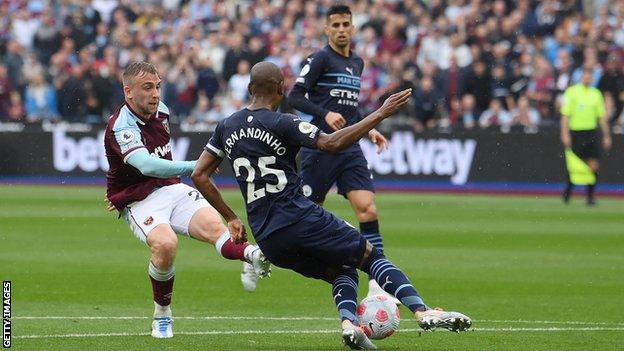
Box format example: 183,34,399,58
290,45,364,153
205,108,321,240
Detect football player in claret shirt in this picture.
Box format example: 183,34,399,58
288,4,394,301
192,62,471,350
104,62,271,339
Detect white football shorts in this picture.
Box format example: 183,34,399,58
121,183,211,243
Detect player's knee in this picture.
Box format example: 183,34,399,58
189,210,227,244
195,220,226,243
152,236,178,259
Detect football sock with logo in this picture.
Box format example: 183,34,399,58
332,269,359,323
215,232,250,261
360,220,383,280
148,261,175,311
361,248,427,313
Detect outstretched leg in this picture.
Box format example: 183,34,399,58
186,206,271,291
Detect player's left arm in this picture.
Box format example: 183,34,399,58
191,151,247,244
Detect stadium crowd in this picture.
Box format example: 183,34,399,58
0,0,623,134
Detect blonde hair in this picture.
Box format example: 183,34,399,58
122,61,159,86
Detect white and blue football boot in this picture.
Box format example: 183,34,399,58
151,316,173,338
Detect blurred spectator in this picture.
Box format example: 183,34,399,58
33,13,62,64
4,41,26,92
359,57,384,115
461,60,491,116
511,96,541,132
378,22,404,57
24,71,59,122
6,91,26,122
57,65,89,122
412,76,439,132
92,0,119,24
544,26,574,66
91,61,122,118
445,30,472,69
222,33,249,83
247,36,267,66
440,56,463,115
189,92,212,124
417,24,450,70
597,54,624,125
94,22,111,58
571,47,603,86
196,58,220,103
509,63,531,103
228,60,251,104
11,9,40,50
526,56,555,125
553,50,575,108
355,26,378,59
479,98,512,129
165,56,197,118
460,94,477,129
491,65,514,110
0,63,13,117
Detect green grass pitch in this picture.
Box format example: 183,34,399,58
1,185,622,350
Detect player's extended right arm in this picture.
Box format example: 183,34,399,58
126,149,197,178
316,89,412,153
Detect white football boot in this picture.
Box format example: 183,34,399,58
416,308,472,332
151,316,173,338
241,246,271,292
342,323,377,350
366,279,401,305
241,262,259,292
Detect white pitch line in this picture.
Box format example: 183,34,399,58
478,319,624,326
14,327,624,340
474,327,624,332
12,316,624,326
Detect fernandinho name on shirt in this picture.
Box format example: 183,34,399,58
224,127,287,157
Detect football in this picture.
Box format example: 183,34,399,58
357,295,400,340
